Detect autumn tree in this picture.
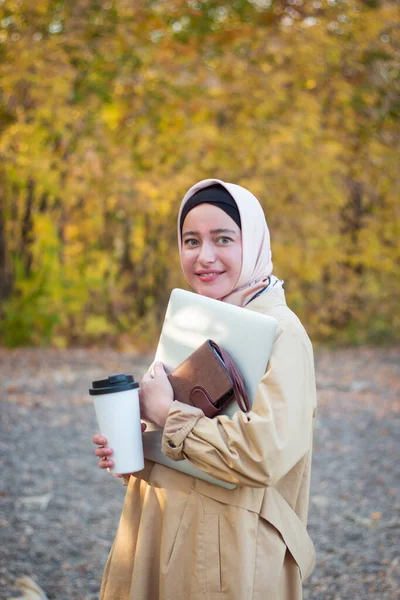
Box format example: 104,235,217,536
0,0,398,346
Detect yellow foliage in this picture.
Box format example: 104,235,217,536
84,316,115,337
101,104,121,130
0,0,398,347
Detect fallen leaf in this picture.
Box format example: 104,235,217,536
15,493,53,512
7,576,49,600
371,512,382,520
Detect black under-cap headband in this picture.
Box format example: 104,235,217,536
180,184,241,233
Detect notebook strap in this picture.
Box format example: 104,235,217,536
209,341,251,413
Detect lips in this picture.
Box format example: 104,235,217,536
196,271,224,282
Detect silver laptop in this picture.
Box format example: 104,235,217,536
142,288,277,489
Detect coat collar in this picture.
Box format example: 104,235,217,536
245,285,287,313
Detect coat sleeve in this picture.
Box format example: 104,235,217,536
161,325,316,488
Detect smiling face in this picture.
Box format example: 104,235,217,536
180,203,243,299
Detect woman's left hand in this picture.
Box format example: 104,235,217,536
140,362,174,428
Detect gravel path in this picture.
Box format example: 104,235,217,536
1,347,399,600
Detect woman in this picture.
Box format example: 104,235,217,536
93,179,317,600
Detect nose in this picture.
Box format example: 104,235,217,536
198,241,216,265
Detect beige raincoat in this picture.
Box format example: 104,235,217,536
100,286,317,600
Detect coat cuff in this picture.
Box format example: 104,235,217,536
162,401,204,461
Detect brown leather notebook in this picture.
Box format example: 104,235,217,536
168,340,250,418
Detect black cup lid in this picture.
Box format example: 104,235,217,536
89,373,139,395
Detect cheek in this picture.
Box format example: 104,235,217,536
181,251,193,278
232,246,243,274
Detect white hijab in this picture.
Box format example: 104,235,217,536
178,178,276,307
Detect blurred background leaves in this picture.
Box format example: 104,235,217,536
0,0,399,348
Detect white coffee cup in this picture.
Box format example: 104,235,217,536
89,374,144,474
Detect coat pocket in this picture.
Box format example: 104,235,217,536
205,513,222,593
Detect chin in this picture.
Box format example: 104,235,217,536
194,285,225,300
201,291,221,300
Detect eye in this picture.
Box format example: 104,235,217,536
183,238,199,247
217,236,233,245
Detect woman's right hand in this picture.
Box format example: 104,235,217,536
92,423,147,472
93,434,114,469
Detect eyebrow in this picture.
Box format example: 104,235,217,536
182,228,237,238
